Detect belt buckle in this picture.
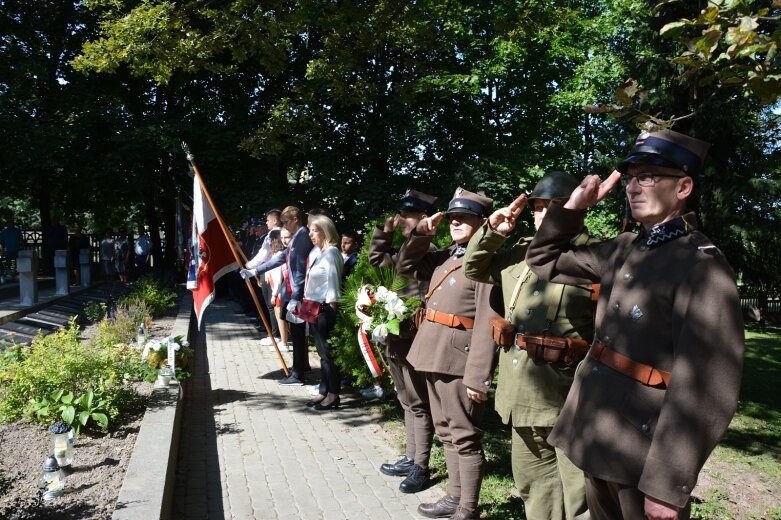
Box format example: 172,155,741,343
514,332,525,349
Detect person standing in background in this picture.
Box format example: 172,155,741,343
100,228,115,280
0,216,24,279
134,225,151,278
68,223,91,285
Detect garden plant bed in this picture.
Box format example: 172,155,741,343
0,313,176,520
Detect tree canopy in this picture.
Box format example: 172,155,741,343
0,0,778,290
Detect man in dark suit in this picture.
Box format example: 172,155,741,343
242,206,314,385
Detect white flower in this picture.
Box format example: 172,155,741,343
375,286,390,303
182,340,190,348
371,323,389,343
147,339,162,352
384,296,406,320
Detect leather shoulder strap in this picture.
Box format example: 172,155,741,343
423,260,463,302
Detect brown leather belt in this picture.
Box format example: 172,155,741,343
590,342,670,388
515,334,590,365
425,308,475,329
514,334,588,350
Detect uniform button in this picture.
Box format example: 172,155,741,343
432,302,437,306
517,324,525,332
641,423,649,433
512,358,518,366
532,290,540,296
464,346,470,353
613,303,620,311
483,380,490,387
623,273,632,280
680,485,690,493
639,245,648,251
591,366,599,374
603,335,610,343
525,309,533,316
437,286,442,290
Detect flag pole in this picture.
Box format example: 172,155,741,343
182,142,289,377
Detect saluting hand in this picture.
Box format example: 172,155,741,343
488,193,527,235
564,170,622,210
383,214,401,233
416,212,444,236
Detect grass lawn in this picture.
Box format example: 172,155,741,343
378,323,781,520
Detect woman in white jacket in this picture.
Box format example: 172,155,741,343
304,215,344,410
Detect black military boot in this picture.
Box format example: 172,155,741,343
399,464,430,493
417,495,460,518
379,455,414,477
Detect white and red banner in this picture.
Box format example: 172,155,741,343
189,174,238,328
357,324,382,378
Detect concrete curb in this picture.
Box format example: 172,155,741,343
112,293,194,520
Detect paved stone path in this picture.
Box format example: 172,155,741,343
173,299,442,519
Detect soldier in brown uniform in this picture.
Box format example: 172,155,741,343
526,129,745,520
397,188,500,520
369,189,438,493
464,171,592,520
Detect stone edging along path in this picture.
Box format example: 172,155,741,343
112,294,194,520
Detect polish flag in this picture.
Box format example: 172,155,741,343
190,174,238,328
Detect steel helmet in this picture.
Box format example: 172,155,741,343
528,171,579,201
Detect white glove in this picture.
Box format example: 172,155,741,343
287,299,300,313
239,268,256,280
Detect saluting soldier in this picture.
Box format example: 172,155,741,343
463,171,593,520
526,129,745,520
397,188,500,520
369,189,438,494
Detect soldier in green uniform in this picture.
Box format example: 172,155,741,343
464,171,593,520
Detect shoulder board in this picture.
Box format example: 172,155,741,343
689,231,723,257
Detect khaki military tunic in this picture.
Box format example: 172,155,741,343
397,234,499,391
465,224,595,426
526,206,744,509
465,223,593,520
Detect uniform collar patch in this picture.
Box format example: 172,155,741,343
645,217,688,248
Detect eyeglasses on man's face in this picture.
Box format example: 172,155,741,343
620,172,682,187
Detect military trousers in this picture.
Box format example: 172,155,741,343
426,373,486,454
513,426,589,520
584,474,690,520
388,341,433,468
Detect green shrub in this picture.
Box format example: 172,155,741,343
91,300,145,351
0,319,133,429
83,301,107,322
120,276,177,317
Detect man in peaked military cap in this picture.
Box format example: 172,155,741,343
525,128,744,520
369,188,438,494
397,188,500,520
464,171,593,520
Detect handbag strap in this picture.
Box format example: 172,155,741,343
423,259,463,303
